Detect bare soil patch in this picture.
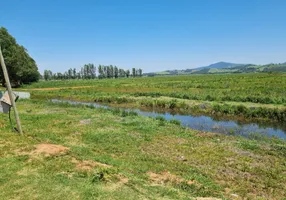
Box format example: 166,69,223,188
23,86,92,91
80,119,91,125
196,132,217,138
33,143,69,156
71,158,112,171
102,175,129,192
0,119,7,128
147,171,195,185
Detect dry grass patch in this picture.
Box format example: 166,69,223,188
101,175,129,192
196,132,217,138
16,168,38,176
0,119,7,128
14,143,69,159
23,86,93,91
147,171,195,186
79,119,91,125
71,158,112,171
33,143,69,156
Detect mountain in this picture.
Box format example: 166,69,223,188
144,62,245,76
144,62,286,76
194,62,245,70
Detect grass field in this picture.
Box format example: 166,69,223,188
23,73,286,122
0,99,286,199
24,74,286,104
1,73,285,199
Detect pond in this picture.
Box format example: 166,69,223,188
51,99,286,140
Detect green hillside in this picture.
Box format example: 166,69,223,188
145,62,286,76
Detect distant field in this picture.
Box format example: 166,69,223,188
22,73,286,122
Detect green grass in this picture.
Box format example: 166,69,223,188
0,99,285,199
20,73,286,122
23,73,286,105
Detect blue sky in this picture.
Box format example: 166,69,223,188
1,0,286,73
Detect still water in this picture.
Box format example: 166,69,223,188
51,99,286,140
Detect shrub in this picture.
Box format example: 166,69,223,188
168,99,177,109
170,119,181,125
155,116,166,122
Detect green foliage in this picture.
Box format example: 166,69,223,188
212,103,286,122
155,116,166,122
0,27,40,86
169,119,181,125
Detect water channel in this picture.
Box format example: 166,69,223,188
51,99,286,140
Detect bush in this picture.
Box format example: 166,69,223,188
168,99,177,109
155,116,166,122
170,119,181,125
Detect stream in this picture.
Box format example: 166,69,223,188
51,99,286,140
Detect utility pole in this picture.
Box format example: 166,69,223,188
0,45,23,135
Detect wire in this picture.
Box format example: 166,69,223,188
8,107,19,133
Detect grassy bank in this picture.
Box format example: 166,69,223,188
0,100,286,199
31,90,286,122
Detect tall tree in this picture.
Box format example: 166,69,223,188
114,66,118,78
109,65,114,78
73,68,77,79
106,66,111,78
90,64,96,79
98,65,104,79
132,68,136,78
43,70,50,81
80,68,84,79
138,68,143,77
77,72,81,79
68,68,73,79
104,66,108,78
119,69,125,78
0,27,40,86
57,72,63,80
126,69,130,78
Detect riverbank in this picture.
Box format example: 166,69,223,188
0,99,285,199
31,89,286,123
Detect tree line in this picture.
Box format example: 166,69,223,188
43,64,143,80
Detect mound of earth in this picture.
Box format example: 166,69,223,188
34,143,69,156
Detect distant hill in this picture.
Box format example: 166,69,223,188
195,62,245,70
144,62,286,76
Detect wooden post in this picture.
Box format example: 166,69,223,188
0,45,23,134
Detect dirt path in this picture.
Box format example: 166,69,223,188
21,86,93,91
